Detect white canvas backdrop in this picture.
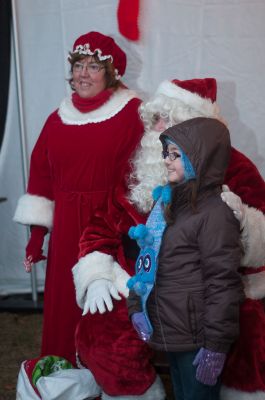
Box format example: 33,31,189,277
1,0,265,295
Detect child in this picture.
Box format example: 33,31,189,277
127,116,244,400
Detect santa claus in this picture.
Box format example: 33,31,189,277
128,78,265,400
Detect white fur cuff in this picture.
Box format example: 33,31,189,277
72,252,130,309
221,385,265,400
243,270,265,300
13,193,54,231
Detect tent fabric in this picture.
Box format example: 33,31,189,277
1,0,265,294
0,0,11,152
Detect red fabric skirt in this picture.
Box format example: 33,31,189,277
75,297,156,396
222,298,265,392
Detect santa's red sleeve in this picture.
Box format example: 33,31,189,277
72,185,146,309
13,114,55,231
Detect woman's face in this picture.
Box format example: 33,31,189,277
72,56,107,98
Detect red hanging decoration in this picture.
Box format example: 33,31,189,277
117,0,140,41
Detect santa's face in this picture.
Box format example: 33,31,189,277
152,114,171,132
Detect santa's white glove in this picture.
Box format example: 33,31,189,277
83,278,121,315
221,185,246,229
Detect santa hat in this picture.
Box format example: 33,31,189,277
155,78,219,119
69,31,126,79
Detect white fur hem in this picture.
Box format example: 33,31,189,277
155,80,220,119
221,385,265,400
241,205,265,267
101,375,166,400
72,252,130,309
13,193,54,231
58,88,138,125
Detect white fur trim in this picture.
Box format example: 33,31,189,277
155,80,220,119
72,252,114,308
71,44,114,62
102,375,166,400
13,193,54,231
58,88,138,125
242,270,265,300
241,205,265,267
72,252,130,309
221,385,265,400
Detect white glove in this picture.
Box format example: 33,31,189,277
83,279,121,315
221,185,246,229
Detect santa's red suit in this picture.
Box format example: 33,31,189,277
125,78,265,400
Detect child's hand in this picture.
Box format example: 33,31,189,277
192,347,226,386
131,312,152,342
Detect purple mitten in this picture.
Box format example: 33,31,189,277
131,312,152,342
192,347,226,386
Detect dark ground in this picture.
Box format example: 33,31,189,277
0,309,42,400
0,297,174,400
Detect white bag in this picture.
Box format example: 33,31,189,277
16,360,101,400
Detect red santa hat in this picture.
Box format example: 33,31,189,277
155,78,219,118
69,31,126,79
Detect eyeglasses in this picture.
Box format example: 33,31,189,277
73,62,105,74
161,150,181,161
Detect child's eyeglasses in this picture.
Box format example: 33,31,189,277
161,151,181,161
73,62,105,74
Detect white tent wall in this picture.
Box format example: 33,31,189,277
1,0,265,295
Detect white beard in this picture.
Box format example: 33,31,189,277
128,129,168,214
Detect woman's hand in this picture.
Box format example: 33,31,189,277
24,226,48,272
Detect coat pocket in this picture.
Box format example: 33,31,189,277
187,292,204,343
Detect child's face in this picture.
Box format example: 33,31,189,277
164,143,185,183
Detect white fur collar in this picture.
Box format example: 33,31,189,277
58,88,138,125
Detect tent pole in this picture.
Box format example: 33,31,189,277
11,0,38,306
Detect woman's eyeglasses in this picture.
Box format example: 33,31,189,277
161,150,181,161
73,62,105,74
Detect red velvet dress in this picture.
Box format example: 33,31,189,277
23,89,144,366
